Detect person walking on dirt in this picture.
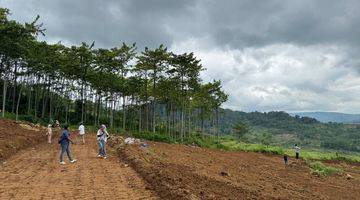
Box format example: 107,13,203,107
283,154,288,166
46,124,53,144
294,144,301,159
78,122,85,144
58,124,76,165
97,124,109,159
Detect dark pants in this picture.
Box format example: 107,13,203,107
284,156,288,164
296,152,299,159
60,142,73,162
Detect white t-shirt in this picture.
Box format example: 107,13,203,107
97,129,109,142
294,146,301,153
79,125,85,135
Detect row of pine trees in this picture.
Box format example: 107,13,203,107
0,8,228,139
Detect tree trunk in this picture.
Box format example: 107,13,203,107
122,95,126,131
27,77,32,115
15,84,23,121
152,99,156,133
138,101,142,132
49,92,52,122
181,104,184,141
2,79,7,118
11,62,18,113
81,83,84,122
109,95,114,129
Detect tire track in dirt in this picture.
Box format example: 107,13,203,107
0,135,158,200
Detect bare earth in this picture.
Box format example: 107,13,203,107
1,119,359,200
0,135,158,200
119,141,360,200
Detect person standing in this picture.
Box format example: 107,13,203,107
46,124,53,144
294,144,301,159
97,124,109,159
283,154,288,166
54,120,61,135
78,122,85,144
58,124,76,165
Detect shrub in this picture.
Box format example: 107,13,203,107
307,161,343,176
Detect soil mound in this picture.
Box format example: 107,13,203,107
0,119,46,161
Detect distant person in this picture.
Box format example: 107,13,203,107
78,122,85,144
54,120,61,135
294,144,301,159
46,124,53,144
283,154,288,166
55,120,60,128
58,124,76,165
97,124,109,159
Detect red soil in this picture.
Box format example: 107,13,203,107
117,141,360,200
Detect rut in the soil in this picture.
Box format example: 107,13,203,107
0,136,158,200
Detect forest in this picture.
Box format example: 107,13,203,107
0,7,228,141
220,109,360,152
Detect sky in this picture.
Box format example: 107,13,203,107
1,0,360,113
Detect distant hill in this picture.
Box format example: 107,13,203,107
291,112,360,124
217,109,360,152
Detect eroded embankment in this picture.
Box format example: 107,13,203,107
0,119,47,161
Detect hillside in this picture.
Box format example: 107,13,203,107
292,112,360,124
218,109,360,152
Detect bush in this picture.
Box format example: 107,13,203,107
307,161,343,176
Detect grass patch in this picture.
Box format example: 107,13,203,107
285,149,360,163
218,140,284,155
306,161,343,176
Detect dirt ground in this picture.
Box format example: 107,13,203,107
0,119,158,200
118,141,360,200
1,118,359,200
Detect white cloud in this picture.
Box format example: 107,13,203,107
171,39,360,113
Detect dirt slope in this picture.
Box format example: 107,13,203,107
118,141,360,200
0,119,46,161
0,120,158,200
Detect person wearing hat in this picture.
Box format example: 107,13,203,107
58,124,76,165
96,124,109,159
78,122,85,144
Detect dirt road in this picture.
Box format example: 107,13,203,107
0,135,158,200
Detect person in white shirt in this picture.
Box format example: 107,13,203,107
46,124,53,144
78,122,85,144
96,124,109,159
294,144,301,159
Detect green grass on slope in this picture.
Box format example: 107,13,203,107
306,161,343,176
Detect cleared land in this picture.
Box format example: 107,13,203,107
0,119,157,200
1,119,359,200
116,140,360,200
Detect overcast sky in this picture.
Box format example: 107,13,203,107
1,0,360,113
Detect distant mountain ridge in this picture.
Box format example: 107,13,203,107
291,112,360,124
218,109,360,152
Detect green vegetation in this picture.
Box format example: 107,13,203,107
306,161,343,176
221,110,360,152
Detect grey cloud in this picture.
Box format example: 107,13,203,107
1,0,360,112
